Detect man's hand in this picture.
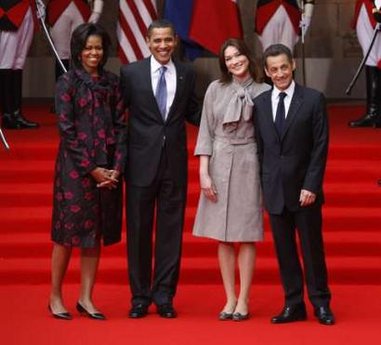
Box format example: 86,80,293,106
299,189,316,207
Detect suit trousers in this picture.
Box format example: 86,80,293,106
126,149,187,307
269,205,331,308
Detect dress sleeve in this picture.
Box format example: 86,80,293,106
194,82,217,156
55,75,97,176
110,80,127,173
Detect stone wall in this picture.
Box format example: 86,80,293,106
24,0,366,100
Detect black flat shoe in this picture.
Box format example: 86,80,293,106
218,311,233,321
314,306,335,326
48,305,72,320
129,304,149,318
76,302,106,320
157,303,177,318
232,312,249,321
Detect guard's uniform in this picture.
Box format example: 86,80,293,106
0,0,39,129
46,0,103,80
353,0,381,68
255,0,300,51
255,0,314,52
47,0,91,62
349,0,381,127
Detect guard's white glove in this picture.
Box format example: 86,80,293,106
88,0,104,23
35,0,47,20
299,3,314,35
299,16,311,31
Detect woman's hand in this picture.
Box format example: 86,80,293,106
90,168,119,190
200,173,218,203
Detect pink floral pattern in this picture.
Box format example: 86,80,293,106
51,68,127,248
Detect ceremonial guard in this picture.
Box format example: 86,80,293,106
348,0,381,128
47,0,103,80
0,0,39,129
255,0,315,51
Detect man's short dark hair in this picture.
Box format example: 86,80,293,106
147,19,176,38
263,44,294,68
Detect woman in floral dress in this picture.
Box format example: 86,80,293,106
48,23,127,320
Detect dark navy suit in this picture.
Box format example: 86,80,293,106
254,83,332,308
120,57,200,307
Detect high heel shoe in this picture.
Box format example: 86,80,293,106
76,302,106,320
48,305,72,320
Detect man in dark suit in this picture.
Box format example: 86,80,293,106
254,44,335,325
120,19,200,319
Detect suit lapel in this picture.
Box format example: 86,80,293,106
142,58,166,122
281,84,303,140
260,91,279,139
166,61,184,121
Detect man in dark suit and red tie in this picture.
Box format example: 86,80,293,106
254,43,335,326
120,19,200,319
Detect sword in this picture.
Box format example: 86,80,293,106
34,0,67,73
346,0,381,94
0,128,10,150
299,0,308,86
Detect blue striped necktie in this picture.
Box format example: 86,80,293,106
155,66,167,120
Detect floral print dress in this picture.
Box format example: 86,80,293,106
51,68,127,248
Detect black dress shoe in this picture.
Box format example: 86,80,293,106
348,114,375,128
48,305,72,320
157,303,177,318
218,311,233,321
129,304,148,318
232,312,249,321
2,111,39,130
271,303,307,324
76,302,106,320
314,306,335,325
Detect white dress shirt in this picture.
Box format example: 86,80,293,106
271,80,295,122
150,56,177,120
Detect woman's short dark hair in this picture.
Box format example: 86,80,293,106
263,44,294,68
70,23,111,70
218,38,258,84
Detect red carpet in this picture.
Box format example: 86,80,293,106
0,103,381,344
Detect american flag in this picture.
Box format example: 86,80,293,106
117,0,158,64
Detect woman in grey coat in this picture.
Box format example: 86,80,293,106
193,38,270,321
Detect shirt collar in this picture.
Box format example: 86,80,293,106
150,56,175,74
273,80,295,99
